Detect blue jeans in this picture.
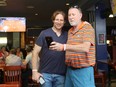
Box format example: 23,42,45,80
41,73,65,87
65,67,95,87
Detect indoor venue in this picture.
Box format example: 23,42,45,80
0,0,116,87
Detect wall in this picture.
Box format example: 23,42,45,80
13,33,20,48
95,3,108,71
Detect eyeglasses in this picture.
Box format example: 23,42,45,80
69,5,79,9
69,5,82,13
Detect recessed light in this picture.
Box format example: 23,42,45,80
66,3,69,6
109,14,114,18
35,13,38,15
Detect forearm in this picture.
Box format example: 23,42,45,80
50,41,91,52
32,44,42,82
32,51,39,70
66,42,91,52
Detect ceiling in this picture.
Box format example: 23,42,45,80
0,0,114,28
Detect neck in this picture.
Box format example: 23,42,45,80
73,20,82,30
52,27,62,37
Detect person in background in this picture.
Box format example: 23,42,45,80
0,51,4,62
0,46,9,62
32,10,67,87
5,49,22,66
16,47,24,60
22,46,33,87
50,5,96,87
23,46,33,70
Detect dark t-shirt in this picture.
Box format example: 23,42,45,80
35,28,68,75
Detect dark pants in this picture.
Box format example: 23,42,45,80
0,70,4,84
22,69,32,87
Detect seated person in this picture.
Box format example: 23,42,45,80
0,46,9,62
5,49,22,77
5,49,22,66
0,51,4,63
22,46,33,87
23,46,33,69
16,47,24,60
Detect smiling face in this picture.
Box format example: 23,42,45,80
68,8,82,26
53,13,65,30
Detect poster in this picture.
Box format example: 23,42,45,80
98,33,105,45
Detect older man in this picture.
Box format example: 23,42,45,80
50,5,96,87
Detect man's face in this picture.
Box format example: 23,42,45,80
68,8,82,26
53,14,65,30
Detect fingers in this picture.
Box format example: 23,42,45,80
49,42,56,50
49,42,63,51
37,78,40,83
51,41,56,45
32,72,42,83
32,75,38,81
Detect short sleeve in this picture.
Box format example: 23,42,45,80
83,24,95,46
35,31,45,47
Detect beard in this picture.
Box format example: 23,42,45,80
69,21,78,26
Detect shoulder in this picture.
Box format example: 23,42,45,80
39,28,52,37
41,28,52,33
83,21,93,29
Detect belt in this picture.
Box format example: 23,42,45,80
69,66,81,70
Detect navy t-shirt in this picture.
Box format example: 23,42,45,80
35,28,68,75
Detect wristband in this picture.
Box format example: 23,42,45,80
63,44,66,51
32,69,37,72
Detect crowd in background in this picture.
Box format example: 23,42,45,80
0,45,36,87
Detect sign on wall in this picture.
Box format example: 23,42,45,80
98,33,106,45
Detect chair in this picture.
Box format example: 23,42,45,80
3,66,22,87
0,84,20,87
94,64,107,87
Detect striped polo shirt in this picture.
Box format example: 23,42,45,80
65,21,96,68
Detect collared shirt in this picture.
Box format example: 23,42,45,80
65,21,95,68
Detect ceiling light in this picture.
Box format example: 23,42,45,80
35,13,38,15
109,14,114,18
66,3,69,6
